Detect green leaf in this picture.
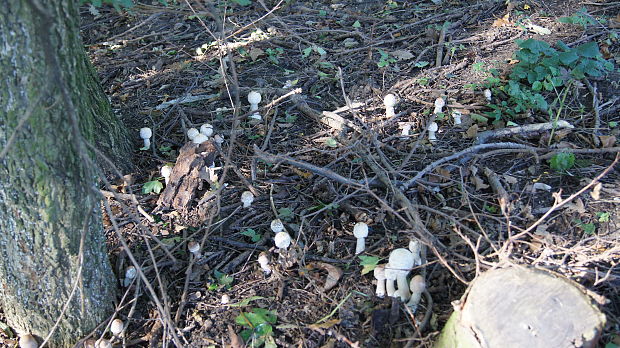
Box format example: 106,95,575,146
241,228,261,242
549,152,575,172
352,20,361,28
325,138,338,147
596,212,610,222
228,296,267,307
302,47,312,57
232,0,251,5
358,255,380,275
532,81,543,91
575,42,600,58
142,180,163,194
609,121,618,128
582,223,596,235
315,46,327,56
277,207,294,221
558,50,578,65
415,61,430,68
470,113,489,123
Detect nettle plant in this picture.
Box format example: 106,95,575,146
486,39,613,121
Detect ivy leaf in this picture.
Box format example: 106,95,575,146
549,152,575,172
142,180,163,194
358,255,380,275
352,20,361,28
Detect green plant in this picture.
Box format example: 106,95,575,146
488,39,612,121
235,308,277,347
377,49,396,68
358,255,380,275
241,228,261,243
207,270,233,291
142,180,163,194
277,207,294,221
558,7,597,29
265,48,284,64
81,0,134,11
575,219,596,235
596,211,610,223
549,152,575,172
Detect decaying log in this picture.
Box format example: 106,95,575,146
156,140,218,226
435,266,606,348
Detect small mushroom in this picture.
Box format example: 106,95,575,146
192,133,208,144
187,128,200,140
221,294,231,304
408,239,422,266
270,219,284,233
257,252,272,275
428,122,439,142
407,275,426,311
274,231,291,250
483,88,492,102
398,122,413,136
200,123,214,137
19,334,38,348
95,339,112,348
160,164,173,185
110,319,124,337
240,191,254,208
139,127,152,149
123,266,137,287
373,264,387,298
384,94,397,118
248,91,262,120
452,110,462,125
188,241,202,259
214,134,224,145
433,97,445,114
353,222,369,254
389,248,415,301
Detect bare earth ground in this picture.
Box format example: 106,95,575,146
11,0,618,347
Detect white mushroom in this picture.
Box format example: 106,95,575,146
160,164,173,185
383,263,397,297
483,89,492,102
123,266,137,287
452,110,462,125
353,222,369,254
407,275,426,311
214,134,224,145
95,339,112,348
384,94,397,118
248,91,262,120
373,264,387,298
398,122,413,136
200,123,214,137
270,219,284,233
139,127,152,149
188,241,202,259
221,294,231,304
187,128,200,140
192,133,208,144
274,231,291,250
433,97,445,114
428,122,439,142
110,319,124,337
240,191,254,208
257,252,272,275
408,239,423,266
389,248,415,301
19,334,38,348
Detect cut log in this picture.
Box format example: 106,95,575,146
156,140,218,226
435,266,606,348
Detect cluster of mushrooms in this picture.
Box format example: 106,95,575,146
390,89,492,142
368,240,424,312
17,318,127,348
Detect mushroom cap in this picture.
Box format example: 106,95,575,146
188,241,200,253
270,219,284,233
258,252,269,265
434,97,445,108
274,231,291,249
221,294,230,304
373,264,386,280
248,91,262,104
388,248,415,271
240,191,254,204
110,319,124,335
383,94,397,107
139,127,152,139
19,334,38,348
160,165,173,178
353,222,369,238
192,133,209,144
200,123,214,136
187,128,200,140
410,275,426,293
95,339,112,348
483,89,492,99
125,266,137,279
214,134,224,144
428,122,439,132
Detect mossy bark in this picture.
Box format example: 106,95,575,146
0,0,130,346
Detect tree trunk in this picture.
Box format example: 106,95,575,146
435,266,606,348
0,1,130,346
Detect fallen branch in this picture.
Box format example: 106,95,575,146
475,120,574,144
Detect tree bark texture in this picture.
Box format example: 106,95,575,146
0,1,130,346
434,266,606,348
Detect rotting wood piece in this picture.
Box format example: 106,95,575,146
156,140,218,225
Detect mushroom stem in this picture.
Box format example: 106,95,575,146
386,279,396,297
397,275,411,301
355,237,366,254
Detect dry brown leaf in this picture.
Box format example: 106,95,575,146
472,175,489,191
492,13,511,27
553,128,572,142
249,48,264,61
503,174,518,185
610,15,620,28
309,319,341,331
391,49,414,61
566,197,586,214
590,182,602,200
599,135,616,148
465,124,479,138
311,262,343,291
227,325,244,348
